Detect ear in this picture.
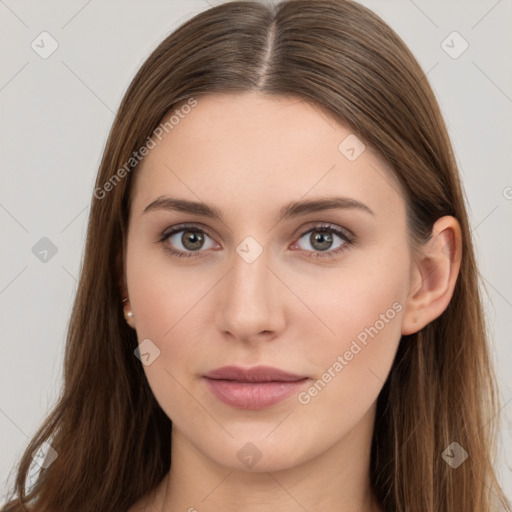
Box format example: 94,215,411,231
401,216,462,335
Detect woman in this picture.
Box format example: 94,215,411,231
2,1,510,511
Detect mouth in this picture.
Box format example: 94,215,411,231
203,365,310,410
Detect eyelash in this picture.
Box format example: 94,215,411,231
158,223,355,260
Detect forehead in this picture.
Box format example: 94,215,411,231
130,92,404,220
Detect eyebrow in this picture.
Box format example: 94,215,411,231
142,195,375,222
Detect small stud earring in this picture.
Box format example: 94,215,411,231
122,298,134,323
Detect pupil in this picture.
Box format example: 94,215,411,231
311,231,332,251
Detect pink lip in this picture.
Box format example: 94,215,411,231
203,365,310,410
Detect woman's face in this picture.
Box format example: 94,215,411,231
124,92,413,472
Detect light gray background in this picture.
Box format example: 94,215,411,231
1,0,511,505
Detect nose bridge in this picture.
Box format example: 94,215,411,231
217,236,281,338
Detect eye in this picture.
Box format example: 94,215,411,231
291,223,354,259
159,224,218,258
159,222,354,260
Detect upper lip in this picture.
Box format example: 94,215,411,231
203,365,308,383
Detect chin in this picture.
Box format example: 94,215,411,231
194,429,321,474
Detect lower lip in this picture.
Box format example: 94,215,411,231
204,378,309,410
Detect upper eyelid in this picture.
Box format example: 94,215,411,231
161,222,215,240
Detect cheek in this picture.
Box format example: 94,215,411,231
126,237,203,337
318,269,405,365
125,241,216,374
293,248,408,415
288,243,404,368
125,248,210,422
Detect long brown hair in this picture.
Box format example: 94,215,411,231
2,1,510,511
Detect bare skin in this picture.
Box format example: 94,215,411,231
123,92,462,512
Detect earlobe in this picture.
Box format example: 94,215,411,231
123,299,136,329
401,216,462,335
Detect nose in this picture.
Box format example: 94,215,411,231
215,242,285,343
